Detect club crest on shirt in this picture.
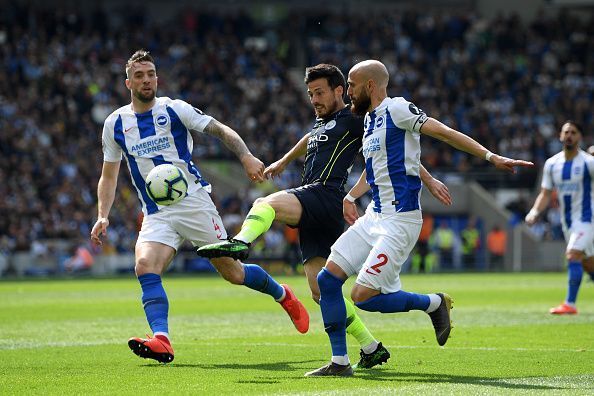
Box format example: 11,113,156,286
324,120,337,130
155,114,169,127
376,115,386,129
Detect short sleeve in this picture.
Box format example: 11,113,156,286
388,99,428,133
102,116,122,162
172,99,213,133
541,159,553,190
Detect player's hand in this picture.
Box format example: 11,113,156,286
490,154,534,173
264,158,287,179
241,154,265,183
90,217,109,246
343,199,359,225
425,177,452,206
525,209,538,225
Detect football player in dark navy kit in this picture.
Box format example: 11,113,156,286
198,64,451,368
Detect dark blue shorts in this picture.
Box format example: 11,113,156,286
285,183,345,262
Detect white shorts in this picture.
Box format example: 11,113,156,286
563,222,594,257
328,210,422,293
137,188,227,251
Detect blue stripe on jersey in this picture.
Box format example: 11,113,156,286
114,115,158,214
166,106,209,187
385,112,420,212
136,111,157,139
364,113,376,137
582,162,592,222
562,160,572,180
151,155,171,167
563,195,572,229
365,157,381,212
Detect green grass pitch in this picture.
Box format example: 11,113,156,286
1,273,593,395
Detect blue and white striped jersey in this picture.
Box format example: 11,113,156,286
102,97,213,215
362,97,428,214
541,150,594,230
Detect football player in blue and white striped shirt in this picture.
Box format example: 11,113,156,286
526,121,594,315
307,60,533,377
90,50,309,364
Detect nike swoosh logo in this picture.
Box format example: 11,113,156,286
124,127,133,133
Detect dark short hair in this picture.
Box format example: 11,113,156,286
563,120,584,135
126,50,155,77
304,64,346,94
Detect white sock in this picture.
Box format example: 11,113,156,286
331,355,350,366
361,340,379,354
425,294,442,313
275,287,287,302
153,332,170,341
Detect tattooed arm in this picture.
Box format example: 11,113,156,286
203,119,265,182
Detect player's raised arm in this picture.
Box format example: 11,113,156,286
420,118,534,173
91,161,121,246
264,133,310,179
203,119,265,182
420,164,452,206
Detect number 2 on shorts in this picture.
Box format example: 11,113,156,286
365,253,388,275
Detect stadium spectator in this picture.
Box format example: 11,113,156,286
433,220,457,270
486,225,507,271
90,50,309,364
461,217,481,270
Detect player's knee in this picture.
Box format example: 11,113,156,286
135,256,156,276
253,197,267,207
566,250,583,262
350,288,367,304
316,268,333,291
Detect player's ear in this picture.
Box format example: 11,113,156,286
125,79,131,89
335,85,344,98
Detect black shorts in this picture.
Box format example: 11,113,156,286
285,183,345,262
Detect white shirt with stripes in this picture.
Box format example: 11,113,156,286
102,97,213,215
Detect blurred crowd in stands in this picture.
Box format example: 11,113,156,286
0,3,592,269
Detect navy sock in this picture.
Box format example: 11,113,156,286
566,261,583,304
138,273,169,334
589,272,594,282
317,268,347,357
242,264,284,300
355,290,430,313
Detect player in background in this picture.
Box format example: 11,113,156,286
198,64,452,369
306,60,533,376
90,50,309,364
525,121,594,315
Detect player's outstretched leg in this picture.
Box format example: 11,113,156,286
343,298,390,369
197,203,275,260
236,262,309,333
279,284,310,334
356,290,453,346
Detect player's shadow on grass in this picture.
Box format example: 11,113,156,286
353,370,566,391
162,359,320,372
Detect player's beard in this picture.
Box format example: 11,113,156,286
134,88,156,103
350,91,371,116
315,99,339,118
